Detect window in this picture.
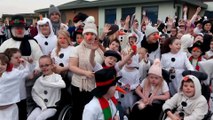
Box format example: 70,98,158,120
121,7,135,20
142,6,158,24
105,8,116,24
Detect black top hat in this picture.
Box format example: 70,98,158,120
9,15,26,28
92,67,121,98
188,41,204,54
104,50,121,61
73,12,88,23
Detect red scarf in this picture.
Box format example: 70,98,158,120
189,56,202,71
98,96,118,120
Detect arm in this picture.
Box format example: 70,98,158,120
69,57,94,78
118,50,134,69
130,72,140,90
41,75,66,88
153,91,170,101
190,7,201,24
135,85,146,100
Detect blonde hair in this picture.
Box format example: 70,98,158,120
56,30,71,56
142,75,164,97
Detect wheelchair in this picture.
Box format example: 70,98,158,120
159,70,213,120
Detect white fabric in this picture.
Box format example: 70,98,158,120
206,50,213,58
34,18,57,55
51,46,74,66
70,45,104,91
27,107,57,120
0,67,29,105
138,59,151,82
0,104,18,120
32,73,65,109
162,75,208,120
0,37,43,69
161,51,194,95
82,97,119,120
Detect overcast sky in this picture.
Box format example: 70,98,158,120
0,0,95,17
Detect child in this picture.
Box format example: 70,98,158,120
27,55,66,120
161,37,194,95
106,39,121,53
162,75,208,120
138,47,151,82
82,67,121,120
205,39,213,59
4,48,32,120
118,56,140,116
130,59,170,120
0,53,29,120
188,41,206,71
73,27,83,46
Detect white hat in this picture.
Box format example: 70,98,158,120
82,22,97,36
127,33,139,43
145,25,158,37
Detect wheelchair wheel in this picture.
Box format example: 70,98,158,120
58,105,72,120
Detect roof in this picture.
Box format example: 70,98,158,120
35,0,207,13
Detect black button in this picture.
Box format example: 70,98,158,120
45,41,48,45
59,53,64,58
44,99,48,102
59,63,64,67
120,94,124,98
171,58,175,62
171,75,175,79
181,101,187,107
44,90,48,95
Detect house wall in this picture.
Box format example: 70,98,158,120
63,8,99,26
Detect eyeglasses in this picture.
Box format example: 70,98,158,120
39,64,51,68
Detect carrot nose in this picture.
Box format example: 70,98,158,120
86,34,92,41
118,31,126,35
116,86,127,94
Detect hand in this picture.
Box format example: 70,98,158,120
196,7,201,14
167,17,173,27
142,97,149,105
183,6,188,13
33,69,40,76
103,24,111,35
125,15,130,24
90,40,99,50
84,71,94,79
53,64,64,74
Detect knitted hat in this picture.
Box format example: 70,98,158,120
148,59,162,77
145,25,159,37
48,4,61,16
104,50,121,61
92,67,121,98
107,24,119,36
9,15,26,28
82,22,97,36
84,16,95,24
73,12,88,23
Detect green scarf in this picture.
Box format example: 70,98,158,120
98,96,118,120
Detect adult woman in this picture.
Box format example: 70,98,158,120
69,21,104,120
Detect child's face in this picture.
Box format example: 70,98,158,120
138,48,147,60
191,49,202,59
39,58,53,76
109,41,119,51
106,85,116,98
129,37,136,45
58,34,69,48
104,56,117,67
10,52,22,68
169,39,181,53
0,60,7,75
210,42,213,51
76,34,83,44
182,81,195,97
148,74,162,86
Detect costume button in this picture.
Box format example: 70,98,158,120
59,63,64,67
171,58,175,62
59,53,64,58
44,90,48,95
44,41,48,45
44,99,48,102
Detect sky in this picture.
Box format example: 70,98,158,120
0,0,95,17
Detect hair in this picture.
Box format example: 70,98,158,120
142,74,164,97
4,48,20,61
0,53,11,72
138,47,148,53
56,30,71,56
161,37,179,54
109,39,121,52
39,55,53,64
180,78,193,90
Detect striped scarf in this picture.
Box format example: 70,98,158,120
189,56,202,71
98,96,118,120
